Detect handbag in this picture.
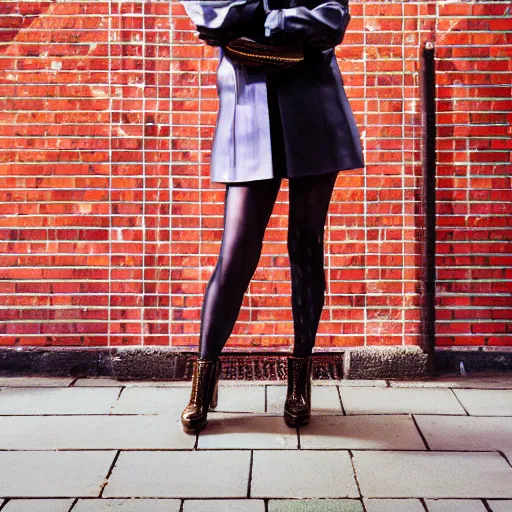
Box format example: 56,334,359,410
222,0,304,71
223,36,304,71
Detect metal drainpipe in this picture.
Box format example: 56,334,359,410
420,40,437,374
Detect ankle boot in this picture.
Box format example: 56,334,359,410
181,356,222,434
283,354,313,428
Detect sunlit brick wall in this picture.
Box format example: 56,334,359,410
0,1,510,350
435,2,512,348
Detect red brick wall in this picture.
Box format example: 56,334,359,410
435,2,512,348
0,1,510,350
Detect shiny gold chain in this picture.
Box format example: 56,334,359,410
225,45,303,63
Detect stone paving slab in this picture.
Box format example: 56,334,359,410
73,378,388,387
74,378,126,387
268,499,363,511
424,499,487,511
1,499,74,511
0,377,74,387
74,499,181,511
488,501,512,511
363,498,425,511
0,415,194,450
353,450,512,498
415,415,512,453
0,387,120,415
183,499,265,511
389,374,512,389
210,385,266,413
111,386,265,415
75,379,192,387
251,450,359,498
266,385,343,415
340,387,466,415
336,380,388,388
110,387,189,414
197,413,298,449
103,450,251,498
0,451,116,497
452,390,512,416
299,415,426,450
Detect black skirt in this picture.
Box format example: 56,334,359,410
266,73,288,180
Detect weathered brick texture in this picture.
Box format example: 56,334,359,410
0,1,510,349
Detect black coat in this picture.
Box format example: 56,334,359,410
182,0,365,183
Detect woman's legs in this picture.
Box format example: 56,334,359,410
287,171,339,357
198,177,282,361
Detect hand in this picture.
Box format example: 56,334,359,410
194,26,237,47
195,30,224,47
264,9,301,46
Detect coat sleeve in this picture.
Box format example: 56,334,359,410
181,0,265,45
263,0,351,50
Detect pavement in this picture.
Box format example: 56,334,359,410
0,373,512,511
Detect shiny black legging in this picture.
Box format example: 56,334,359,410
198,171,339,360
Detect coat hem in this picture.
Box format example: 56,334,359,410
211,161,365,184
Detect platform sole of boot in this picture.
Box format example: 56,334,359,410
181,417,208,435
283,410,310,428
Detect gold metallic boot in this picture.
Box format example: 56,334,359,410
283,354,313,428
181,356,222,434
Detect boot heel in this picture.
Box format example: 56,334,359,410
209,355,222,411
209,378,219,410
